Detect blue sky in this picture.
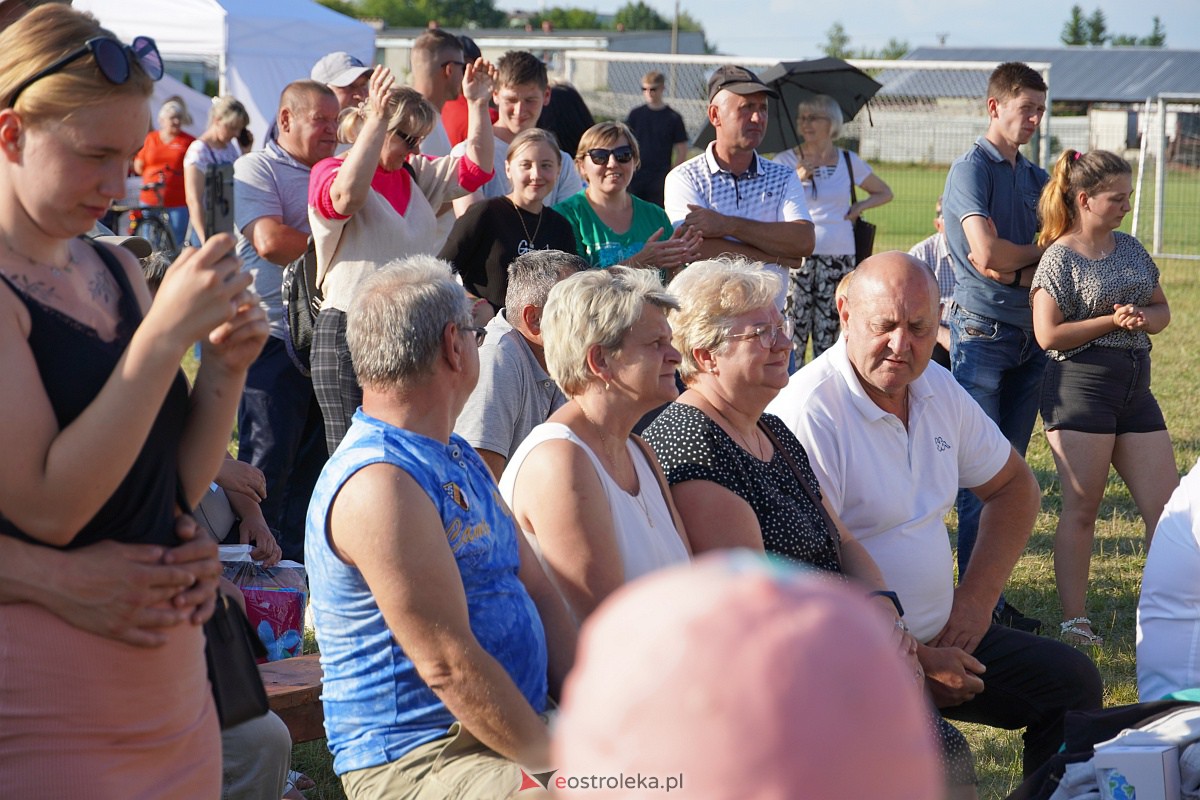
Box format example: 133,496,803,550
502,0,1198,57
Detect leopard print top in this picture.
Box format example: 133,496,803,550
1032,232,1160,360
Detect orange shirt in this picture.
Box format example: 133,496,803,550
135,130,195,207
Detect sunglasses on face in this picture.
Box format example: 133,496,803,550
8,35,163,109
393,130,424,150
585,145,634,166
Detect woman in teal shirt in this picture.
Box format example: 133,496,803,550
555,122,700,279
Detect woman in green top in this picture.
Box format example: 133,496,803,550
554,122,700,280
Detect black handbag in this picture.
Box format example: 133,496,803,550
204,590,270,729
843,149,876,264
180,482,270,729
281,236,321,377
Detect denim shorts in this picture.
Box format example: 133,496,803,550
1040,346,1165,434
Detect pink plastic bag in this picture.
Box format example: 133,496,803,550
221,546,308,663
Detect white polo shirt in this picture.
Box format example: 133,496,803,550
664,143,810,310
766,338,1010,642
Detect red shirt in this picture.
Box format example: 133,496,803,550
440,96,498,147
135,130,195,207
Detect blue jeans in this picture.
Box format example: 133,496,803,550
237,337,328,562
164,206,189,247
949,305,1045,577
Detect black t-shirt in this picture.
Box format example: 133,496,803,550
626,104,688,184
438,196,578,310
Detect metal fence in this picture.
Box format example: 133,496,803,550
1132,94,1200,261
562,51,1198,259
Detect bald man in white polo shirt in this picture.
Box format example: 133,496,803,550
767,252,1102,777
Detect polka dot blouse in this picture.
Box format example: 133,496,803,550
643,402,842,573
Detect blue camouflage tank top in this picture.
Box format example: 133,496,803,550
305,409,548,775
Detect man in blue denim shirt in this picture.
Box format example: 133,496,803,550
942,62,1048,632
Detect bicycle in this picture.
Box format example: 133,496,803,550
110,180,181,262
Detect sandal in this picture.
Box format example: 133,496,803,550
1060,617,1104,646
283,770,315,799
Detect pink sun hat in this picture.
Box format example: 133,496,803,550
552,552,940,799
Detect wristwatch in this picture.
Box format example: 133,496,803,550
868,589,905,618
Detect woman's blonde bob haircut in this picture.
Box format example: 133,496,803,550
543,266,678,397
666,258,781,382
0,5,154,123
338,86,437,146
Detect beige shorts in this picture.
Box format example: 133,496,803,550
341,723,550,800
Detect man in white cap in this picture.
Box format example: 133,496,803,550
311,51,372,111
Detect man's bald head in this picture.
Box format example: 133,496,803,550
845,252,941,320
277,80,339,166
839,252,942,405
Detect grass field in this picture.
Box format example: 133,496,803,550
867,161,1200,260
264,173,1197,797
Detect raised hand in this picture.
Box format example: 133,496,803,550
463,57,498,103
366,64,396,120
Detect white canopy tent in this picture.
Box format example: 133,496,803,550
75,0,375,145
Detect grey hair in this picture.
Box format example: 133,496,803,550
666,258,781,382
505,250,588,329
797,94,843,138
543,266,678,397
346,255,470,390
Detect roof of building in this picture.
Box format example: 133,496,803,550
900,47,1200,103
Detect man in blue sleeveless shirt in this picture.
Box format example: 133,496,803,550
305,255,576,799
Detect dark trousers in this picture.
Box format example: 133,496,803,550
237,336,328,562
940,624,1103,777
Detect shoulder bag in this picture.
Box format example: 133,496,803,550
843,149,876,265
757,419,843,567
281,236,321,377
180,482,270,729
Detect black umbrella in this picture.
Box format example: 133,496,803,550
693,57,882,155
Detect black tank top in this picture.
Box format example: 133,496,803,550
0,239,188,549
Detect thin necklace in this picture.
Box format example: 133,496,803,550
1069,233,1113,260
706,396,768,461
578,402,655,528
0,231,76,279
508,196,543,246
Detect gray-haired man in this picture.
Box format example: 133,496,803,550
454,249,587,478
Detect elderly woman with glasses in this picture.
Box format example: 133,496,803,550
499,267,691,625
554,121,700,280
642,257,978,797
309,61,497,453
772,94,893,363
0,6,269,795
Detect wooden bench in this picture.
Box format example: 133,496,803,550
258,654,325,743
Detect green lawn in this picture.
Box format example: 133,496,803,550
269,241,1198,800
867,161,1200,260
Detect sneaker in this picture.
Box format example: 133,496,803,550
993,601,1043,634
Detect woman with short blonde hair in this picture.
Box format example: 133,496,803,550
183,94,249,244
309,61,498,453
500,266,690,624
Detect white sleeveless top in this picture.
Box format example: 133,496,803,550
499,422,689,611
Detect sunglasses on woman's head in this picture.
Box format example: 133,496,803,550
7,36,163,109
586,145,634,166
